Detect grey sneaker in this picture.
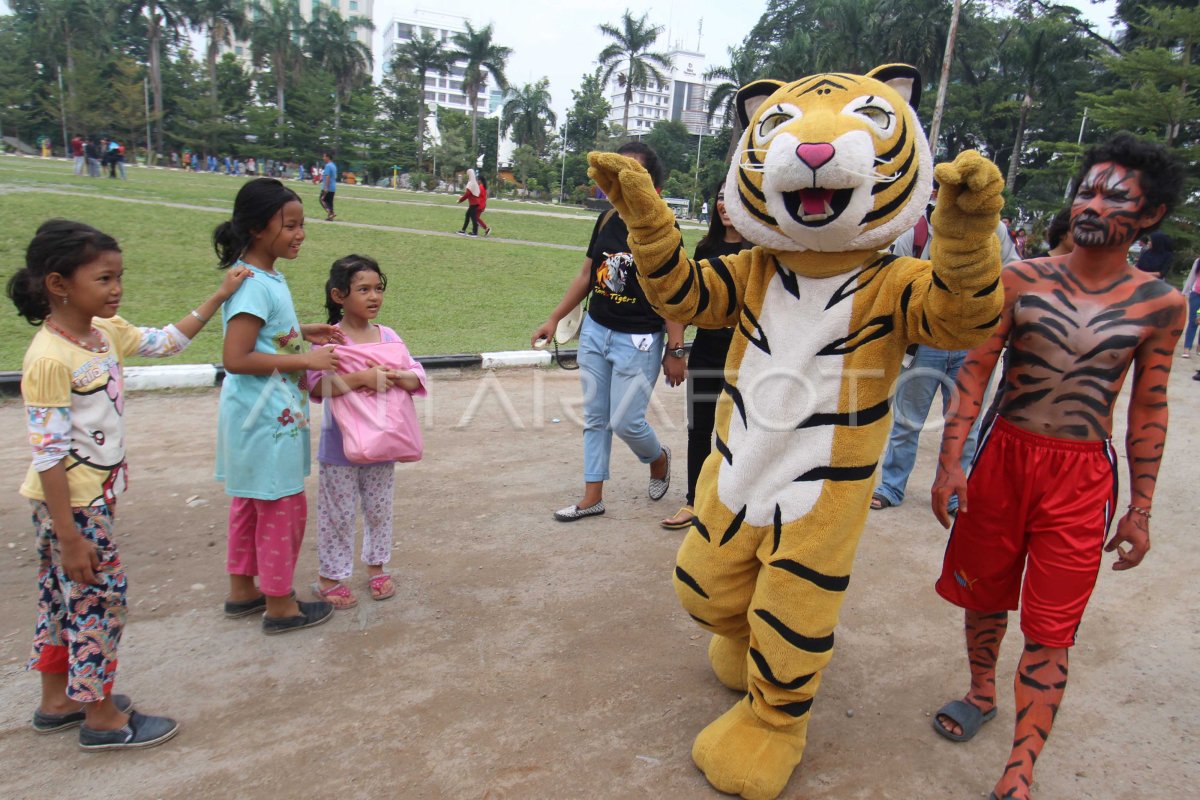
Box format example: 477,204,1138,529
33,694,134,734
262,600,334,635
648,445,671,501
482,227,491,237
553,502,606,522
79,710,179,751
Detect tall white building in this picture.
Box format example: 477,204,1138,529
605,46,723,137
381,10,489,116
227,0,375,61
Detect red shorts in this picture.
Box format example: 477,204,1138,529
936,415,1118,647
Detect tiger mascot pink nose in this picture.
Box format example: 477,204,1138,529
796,143,835,170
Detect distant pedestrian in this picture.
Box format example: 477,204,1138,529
70,135,84,175
456,169,487,236
319,152,338,221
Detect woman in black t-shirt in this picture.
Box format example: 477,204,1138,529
532,142,686,522
660,189,752,530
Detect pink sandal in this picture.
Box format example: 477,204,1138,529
368,573,395,601
315,581,357,609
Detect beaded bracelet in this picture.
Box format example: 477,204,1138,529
1127,505,1151,519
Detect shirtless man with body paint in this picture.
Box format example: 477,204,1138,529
927,133,1186,800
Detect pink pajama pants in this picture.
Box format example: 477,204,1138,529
317,463,395,581
226,493,307,597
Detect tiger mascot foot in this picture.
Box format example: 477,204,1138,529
693,697,809,800
708,635,750,691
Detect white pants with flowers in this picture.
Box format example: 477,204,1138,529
317,462,395,581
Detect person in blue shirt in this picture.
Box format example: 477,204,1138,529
320,152,338,222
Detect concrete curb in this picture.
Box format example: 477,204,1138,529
0,348,579,398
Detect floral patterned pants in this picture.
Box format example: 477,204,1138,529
27,502,126,702
317,463,395,581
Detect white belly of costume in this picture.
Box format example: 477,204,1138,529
717,269,857,527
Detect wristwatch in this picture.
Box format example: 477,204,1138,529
667,344,687,359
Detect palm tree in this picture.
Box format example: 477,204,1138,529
597,10,672,137
248,0,304,132
128,0,189,162
501,78,556,154
390,29,453,167
1003,12,1089,190
704,44,763,162
306,7,374,140
188,0,247,107
450,21,511,153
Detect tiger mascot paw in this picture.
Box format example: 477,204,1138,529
586,152,675,233
708,634,750,691
693,697,809,800
932,150,1006,233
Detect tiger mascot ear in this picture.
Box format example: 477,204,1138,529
736,80,785,130
865,64,922,110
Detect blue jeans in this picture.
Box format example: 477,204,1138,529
876,345,981,510
1185,292,1200,349
577,315,664,483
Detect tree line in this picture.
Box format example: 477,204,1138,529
0,1,1195,260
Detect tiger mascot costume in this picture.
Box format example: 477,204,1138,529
588,65,1005,799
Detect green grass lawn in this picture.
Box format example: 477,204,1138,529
0,155,704,370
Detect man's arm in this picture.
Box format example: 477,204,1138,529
1105,293,1186,569
930,263,1022,527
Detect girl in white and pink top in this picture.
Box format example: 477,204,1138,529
308,255,426,607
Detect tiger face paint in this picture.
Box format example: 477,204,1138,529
1069,162,1160,249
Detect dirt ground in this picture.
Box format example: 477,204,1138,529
0,366,1196,800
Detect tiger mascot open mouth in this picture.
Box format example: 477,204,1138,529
586,63,1004,800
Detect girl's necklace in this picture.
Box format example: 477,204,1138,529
45,319,108,353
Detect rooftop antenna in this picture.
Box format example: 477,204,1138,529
697,18,703,52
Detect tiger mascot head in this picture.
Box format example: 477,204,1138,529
724,64,932,255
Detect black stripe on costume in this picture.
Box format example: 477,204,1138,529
738,307,771,355
675,566,710,599
872,136,915,195
719,505,748,547
776,699,815,718
876,125,909,162
738,167,766,201
771,504,782,555
774,259,801,299
797,397,890,429
693,517,711,542
739,186,779,228
665,262,696,305
755,608,835,653
770,558,851,592
723,381,747,427
932,271,950,292
900,282,914,316
750,648,816,691
714,433,733,465
974,313,1001,330
648,244,684,279
689,613,713,627
860,168,917,224
798,77,849,96
706,256,739,318
825,255,893,310
815,314,894,356
973,277,1001,298
794,463,877,482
